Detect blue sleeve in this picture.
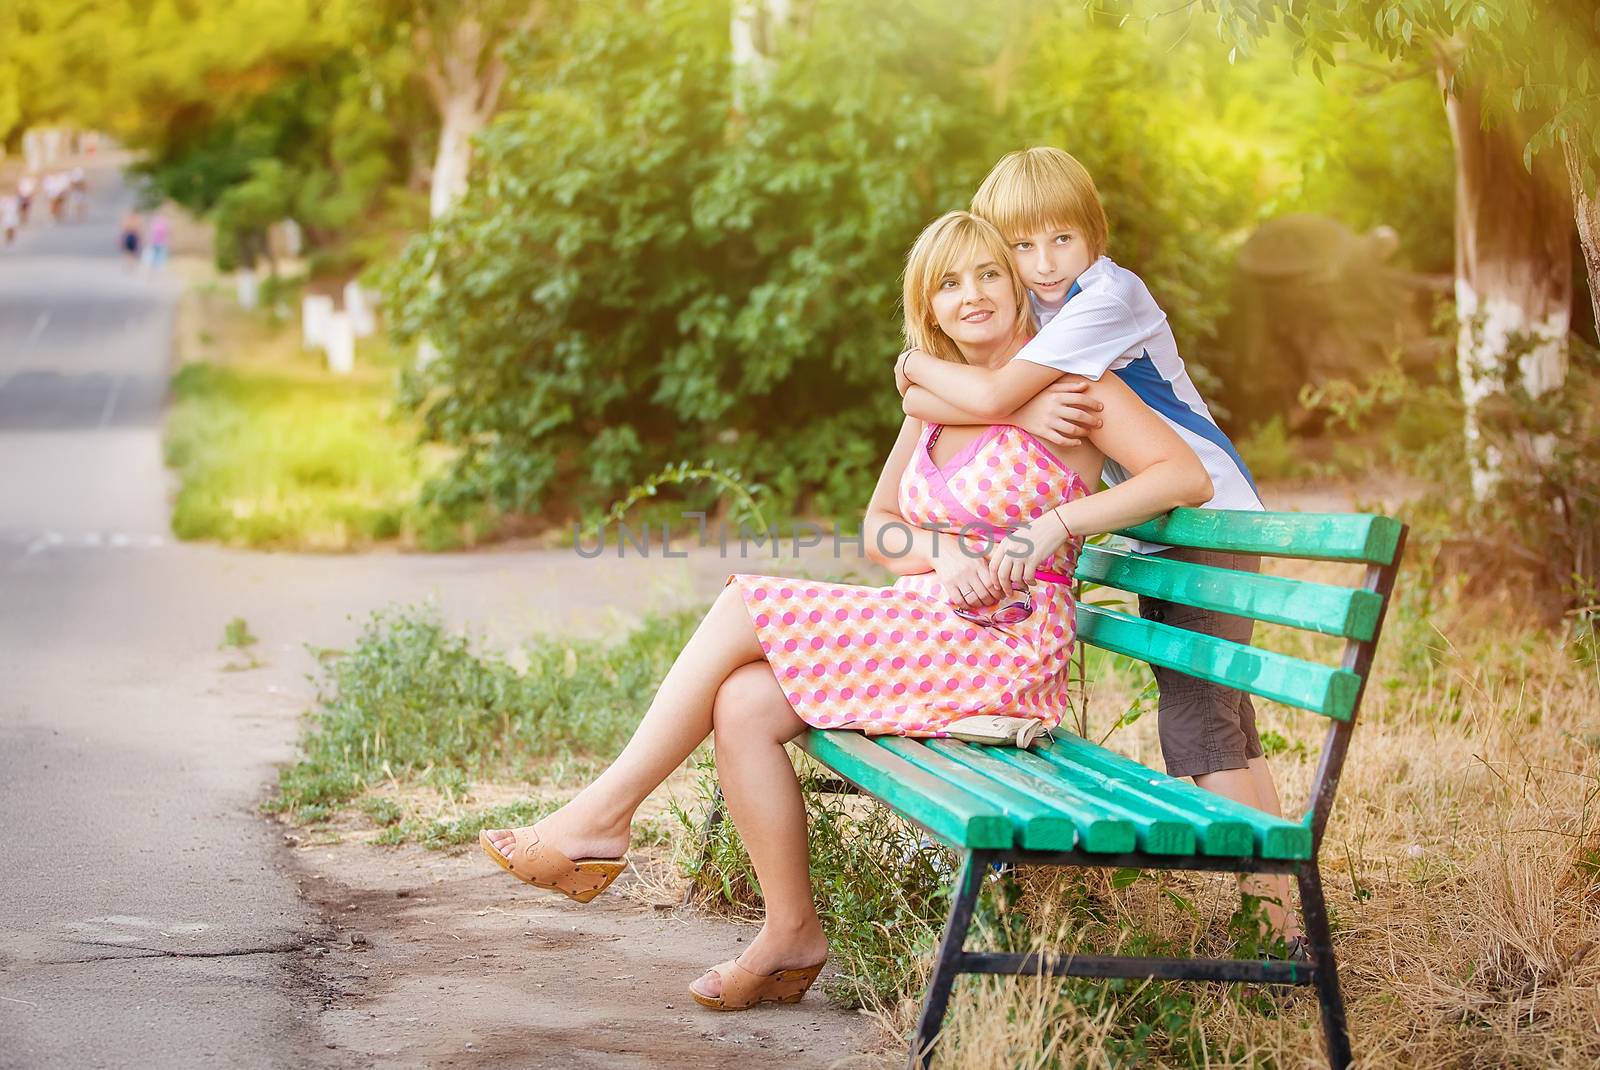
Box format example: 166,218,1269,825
1012,289,1145,381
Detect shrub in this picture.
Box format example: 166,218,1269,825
381,0,1270,528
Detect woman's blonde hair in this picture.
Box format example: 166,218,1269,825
902,210,1031,365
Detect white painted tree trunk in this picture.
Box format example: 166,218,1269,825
429,92,485,221
302,295,335,352
235,266,258,310
1565,141,1600,338
415,10,525,367
324,312,355,375
1442,77,1573,498
730,0,793,109
344,280,377,338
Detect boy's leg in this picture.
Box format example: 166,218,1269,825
1139,549,1303,944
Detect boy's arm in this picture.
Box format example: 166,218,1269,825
901,385,992,426
900,351,1059,422
902,382,1104,446
902,288,1145,418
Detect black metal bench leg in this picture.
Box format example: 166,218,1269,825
679,786,726,906
1297,864,1352,1070
909,850,986,1069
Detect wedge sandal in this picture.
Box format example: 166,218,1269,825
478,826,626,904
689,956,827,1011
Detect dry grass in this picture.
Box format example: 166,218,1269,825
907,565,1600,1068
281,554,1599,1067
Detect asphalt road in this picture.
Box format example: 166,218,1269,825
0,163,336,1069
0,162,787,1068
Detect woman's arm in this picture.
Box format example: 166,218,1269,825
861,416,961,576
987,373,1213,588
861,417,1008,604
901,347,1062,420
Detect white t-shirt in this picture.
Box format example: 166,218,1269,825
1017,256,1261,554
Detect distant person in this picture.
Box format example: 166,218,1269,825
1,193,19,246
44,172,67,224
120,210,142,268
143,211,170,271
69,167,88,221
17,174,36,224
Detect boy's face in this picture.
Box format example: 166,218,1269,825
1008,223,1093,310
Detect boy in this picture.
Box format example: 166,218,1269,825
898,147,1303,955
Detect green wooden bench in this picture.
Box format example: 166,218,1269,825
694,507,1406,1069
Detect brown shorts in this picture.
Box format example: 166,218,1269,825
1137,547,1264,778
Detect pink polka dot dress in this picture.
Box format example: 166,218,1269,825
726,423,1090,738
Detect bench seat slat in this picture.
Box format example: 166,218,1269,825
1075,545,1384,640
879,738,1077,851
1076,605,1362,720
1036,736,1312,860
1004,741,1255,856
977,747,1199,855
1116,508,1403,565
795,731,1013,849
923,741,1141,854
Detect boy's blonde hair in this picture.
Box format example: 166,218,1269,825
971,147,1109,260
902,211,1031,365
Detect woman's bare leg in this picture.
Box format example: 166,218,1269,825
485,583,764,862
690,662,827,998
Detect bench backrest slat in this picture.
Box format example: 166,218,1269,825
1115,508,1403,565
1074,544,1384,640
1076,605,1362,720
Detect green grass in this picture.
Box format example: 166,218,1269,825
267,602,702,821
163,313,497,551
166,355,429,550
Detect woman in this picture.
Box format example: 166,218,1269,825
480,211,1213,1010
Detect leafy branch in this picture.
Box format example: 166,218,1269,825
584,459,770,542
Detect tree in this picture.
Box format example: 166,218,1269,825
404,1,547,220
1174,0,1597,494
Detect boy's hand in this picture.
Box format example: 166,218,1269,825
1012,379,1103,448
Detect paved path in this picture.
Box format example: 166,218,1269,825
0,164,876,1068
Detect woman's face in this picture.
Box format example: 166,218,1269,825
929,251,1018,355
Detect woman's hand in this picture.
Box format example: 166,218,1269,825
988,513,1070,592
894,348,918,397
1011,378,1104,448
931,540,1009,610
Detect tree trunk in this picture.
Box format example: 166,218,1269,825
1441,74,1573,497
730,0,793,111
415,9,521,365
1564,140,1600,338
418,12,516,220
429,91,485,220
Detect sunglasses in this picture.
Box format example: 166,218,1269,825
947,569,1073,628
951,587,1035,627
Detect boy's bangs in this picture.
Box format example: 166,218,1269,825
985,165,1084,240
971,147,1107,255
